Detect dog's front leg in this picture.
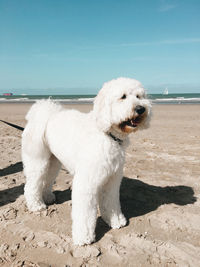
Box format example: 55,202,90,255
99,171,127,229
71,174,98,246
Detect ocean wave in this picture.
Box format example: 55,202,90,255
153,97,200,104
0,97,95,103
0,95,200,104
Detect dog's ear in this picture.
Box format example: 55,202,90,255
93,88,112,132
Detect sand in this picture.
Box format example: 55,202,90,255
0,103,200,267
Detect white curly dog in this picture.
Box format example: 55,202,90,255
22,77,151,245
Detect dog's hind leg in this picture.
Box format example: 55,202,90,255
22,131,52,211
99,172,127,229
42,155,61,205
23,153,51,211
22,99,62,211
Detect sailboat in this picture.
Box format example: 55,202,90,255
163,87,168,95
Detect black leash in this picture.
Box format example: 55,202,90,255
0,120,24,131
108,132,123,145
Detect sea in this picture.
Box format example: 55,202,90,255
0,93,200,104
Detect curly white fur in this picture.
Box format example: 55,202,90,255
22,77,151,245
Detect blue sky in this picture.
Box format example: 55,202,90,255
0,0,200,94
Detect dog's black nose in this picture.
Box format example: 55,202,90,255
135,105,146,115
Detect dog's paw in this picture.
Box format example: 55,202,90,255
73,239,95,246
43,192,56,205
26,201,47,212
110,213,127,229
73,231,95,246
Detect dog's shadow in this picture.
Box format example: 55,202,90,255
0,161,23,177
54,176,196,242
120,177,196,218
0,184,24,206
54,188,71,204
0,162,24,206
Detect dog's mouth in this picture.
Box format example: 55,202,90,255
119,115,145,132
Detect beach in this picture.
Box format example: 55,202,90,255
0,103,200,266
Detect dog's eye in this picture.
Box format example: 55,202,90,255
121,94,127,100
136,95,140,99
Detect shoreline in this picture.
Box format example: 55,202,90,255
1,92,200,105
0,100,200,105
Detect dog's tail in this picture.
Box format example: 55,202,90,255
22,99,63,157
25,99,62,123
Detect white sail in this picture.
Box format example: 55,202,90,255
163,88,168,95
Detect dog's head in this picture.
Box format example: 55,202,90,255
93,77,151,135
